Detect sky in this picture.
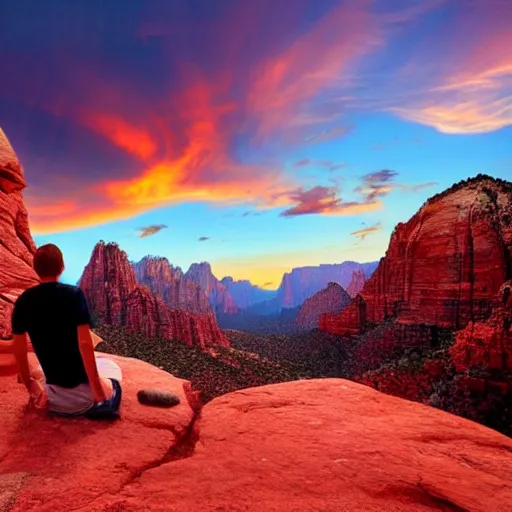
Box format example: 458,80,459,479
0,0,511,289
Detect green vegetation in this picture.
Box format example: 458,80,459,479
94,324,309,402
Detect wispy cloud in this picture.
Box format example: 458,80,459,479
280,185,380,217
293,159,349,173
293,159,311,168
138,224,168,238
351,223,382,241
354,169,398,202
386,2,512,133
354,170,437,201
304,126,354,144
372,136,422,151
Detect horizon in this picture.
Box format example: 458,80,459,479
59,238,382,292
1,0,511,288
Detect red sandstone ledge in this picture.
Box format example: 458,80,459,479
1,356,512,512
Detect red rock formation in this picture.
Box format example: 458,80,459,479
133,256,212,314
451,280,512,377
79,242,228,348
296,282,351,330
2,370,512,512
321,175,512,335
78,241,137,325
185,262,237,314
0,128,38,339
347,269,365,298
320,295,367,335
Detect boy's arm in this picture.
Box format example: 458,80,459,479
75,289,107,403
12,333,32,391
77,325,107,403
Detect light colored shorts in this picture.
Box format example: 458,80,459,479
41,356,123,415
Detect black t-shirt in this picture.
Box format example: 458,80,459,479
12,282,93,388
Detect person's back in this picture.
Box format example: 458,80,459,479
13,282,90,389
11,243,122,418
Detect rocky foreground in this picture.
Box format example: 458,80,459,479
1,355,512,512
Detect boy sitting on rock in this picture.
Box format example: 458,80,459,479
10,243,122,418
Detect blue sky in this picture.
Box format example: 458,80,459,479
1,0,511,288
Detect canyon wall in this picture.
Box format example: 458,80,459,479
346,269,366,298
80,243,228,348
296,282,351,330
321,176,512,335
133,256,212,314
0,128,38,339
185,262,237,314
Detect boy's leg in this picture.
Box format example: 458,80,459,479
96,356,123,401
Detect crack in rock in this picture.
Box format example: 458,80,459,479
67,382,203,512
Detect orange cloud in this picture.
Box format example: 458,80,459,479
24,1,384,236
82,114,158,160
18,0,456,236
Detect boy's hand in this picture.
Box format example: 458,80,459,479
26,379,47,411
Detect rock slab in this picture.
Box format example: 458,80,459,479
2,373,510,511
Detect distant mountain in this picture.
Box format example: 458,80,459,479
220,277,276,309
296,282,351,330
248,261,379,315
185,262,238,314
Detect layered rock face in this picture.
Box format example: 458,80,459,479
276,261,378,309
322,176,512,335
0,128,38,339
220,276,276,310
296,282,351,330
450,280,512,391
346,269,365,298
78,241,137,326
79,243,228,348
185,262,237,314
1,368,512,512
133,256,212,314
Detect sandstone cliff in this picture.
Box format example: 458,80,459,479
79,242,228,348
322,175,512,335
296,282,351,330
0,128,38,339
1,359,511,512
133,256,212,314
185,262,238,314
450,280,512,389
346,269,365,298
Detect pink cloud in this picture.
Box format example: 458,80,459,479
386,1,512,133
280,185,381,217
